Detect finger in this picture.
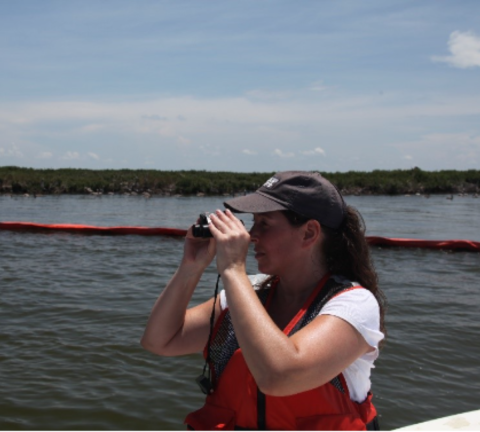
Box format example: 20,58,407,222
207,213,223,235
214,209,241,230
214,209,229,221
211,210,246,238
224,209,246,229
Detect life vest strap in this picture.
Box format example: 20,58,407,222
256,388,266,430
366,416,380,430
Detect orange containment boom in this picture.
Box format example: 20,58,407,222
1,222,479,251
366,236,480,252
0,222,188,237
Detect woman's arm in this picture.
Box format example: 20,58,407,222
141,229,220,357
222,271,370,396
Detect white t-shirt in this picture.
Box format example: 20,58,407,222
219,274,384,403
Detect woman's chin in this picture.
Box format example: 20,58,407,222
256,262,273,275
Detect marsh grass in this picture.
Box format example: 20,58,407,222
1,166,479,196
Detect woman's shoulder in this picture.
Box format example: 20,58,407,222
328,275,379,308
322,281,380,323
321,276,384,349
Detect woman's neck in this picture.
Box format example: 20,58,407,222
275,265,328,305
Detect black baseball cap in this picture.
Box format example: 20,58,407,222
224,171,347,229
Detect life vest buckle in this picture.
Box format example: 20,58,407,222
196,374,213,395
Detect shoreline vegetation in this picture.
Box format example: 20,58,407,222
1,166,479,198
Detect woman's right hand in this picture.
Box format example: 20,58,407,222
182,225,216,271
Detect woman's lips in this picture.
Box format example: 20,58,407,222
254,250,265,260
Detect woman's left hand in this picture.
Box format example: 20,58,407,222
208,209,250,275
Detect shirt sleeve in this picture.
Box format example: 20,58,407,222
319,288,384,352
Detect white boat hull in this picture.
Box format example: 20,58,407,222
396,409,480,431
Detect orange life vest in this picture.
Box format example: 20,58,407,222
185,274,378,430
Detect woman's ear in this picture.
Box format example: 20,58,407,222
302,220,321,247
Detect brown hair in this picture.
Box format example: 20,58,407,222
283,207,387,342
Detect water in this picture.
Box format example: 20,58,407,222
1,194,479,430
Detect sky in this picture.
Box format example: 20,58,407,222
1,0,480,173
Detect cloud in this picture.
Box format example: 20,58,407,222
0,144,23,158
245,89,292,101
81,124,105,133
177,136,191,145
1,89,480,171
61,151,80,160
396,132,480,149
88,152,100,160
2,92,480,140
274,149,295,158
301,147,326,156
392,133,480,167
309,81,329,92
37,152,53,159
142,114,168,121
200,144,220,156
432,31,480,68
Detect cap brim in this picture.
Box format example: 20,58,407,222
224,191,288,214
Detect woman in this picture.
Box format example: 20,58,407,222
141,171,386,430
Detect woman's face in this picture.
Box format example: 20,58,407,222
249,211,305,276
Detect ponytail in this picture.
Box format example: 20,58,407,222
322,206,387,338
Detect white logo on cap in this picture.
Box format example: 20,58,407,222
263,177,279,188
